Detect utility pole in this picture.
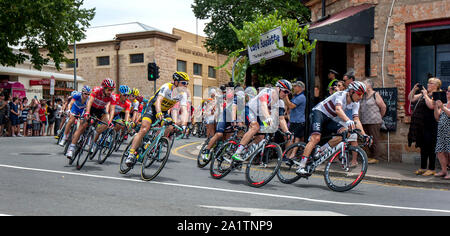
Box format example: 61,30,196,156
73,40,77,90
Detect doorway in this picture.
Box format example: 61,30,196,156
320,42,347,97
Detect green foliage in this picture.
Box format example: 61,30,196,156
219,10,316,85
0,0,95,70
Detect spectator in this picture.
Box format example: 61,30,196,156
327,69,339,95
408,78,441,176
9,97,21,137
434,85,450,179
26,107,33,136
0,93,7,137
336,80,346,91
343,69,355,88
360,79,387,164
46,100,56,136
20,97,30,136
284,81,306,159
54,98,63,136
32,105,40,136
39,99,47,136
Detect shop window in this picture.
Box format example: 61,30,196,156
194,85,203,98
130,53,144,64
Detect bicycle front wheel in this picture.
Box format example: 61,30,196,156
197,137,211,168
324,145,368,192
245,142,282,188
210,141,236,179
277,142,306,184
141,137,170,181
76,129,95,170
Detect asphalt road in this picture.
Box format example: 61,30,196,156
0,136,449,216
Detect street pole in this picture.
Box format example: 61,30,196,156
73,40,77,91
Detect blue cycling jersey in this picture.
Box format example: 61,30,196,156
70,92,88,115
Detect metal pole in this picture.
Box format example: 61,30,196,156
73,40,77,90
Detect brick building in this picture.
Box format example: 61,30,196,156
61,22,230,107
303,0,450,161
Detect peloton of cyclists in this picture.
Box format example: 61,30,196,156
66,78,117,159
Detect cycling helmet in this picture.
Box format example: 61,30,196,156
131,88,140,96
347,81,367,94
173,71,190,81
81,85,91,93
102,78,115,89
70,91,78,97
276,79,293,91
119,85,131,95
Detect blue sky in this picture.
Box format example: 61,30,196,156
82,0,208,36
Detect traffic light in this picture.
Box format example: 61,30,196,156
148,62,160,81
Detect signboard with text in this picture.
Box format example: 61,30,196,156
248,27,285,65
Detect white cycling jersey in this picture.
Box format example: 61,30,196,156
313,91,360,124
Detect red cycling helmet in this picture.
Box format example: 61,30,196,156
102,78,116,89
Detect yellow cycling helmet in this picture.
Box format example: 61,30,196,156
132,88,140,96
173,71,190,82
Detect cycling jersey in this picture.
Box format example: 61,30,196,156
113,94,131,116
70,92,88,115
313,90,360,125
148,83,187,112
131,99,139,112
90,86,117,109
246,88,284,123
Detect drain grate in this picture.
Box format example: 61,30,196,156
19,153,52,156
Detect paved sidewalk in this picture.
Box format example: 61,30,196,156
184,139,449,190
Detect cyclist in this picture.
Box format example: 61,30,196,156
58,86,91,146
125,71,189,167
66,78,117,159
129,88,141,124
112,85,132,133
231,80,292,162
296,81,370,175
200,83,240,161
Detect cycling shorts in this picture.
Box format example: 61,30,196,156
142,105,170,124
310,110,343,136
70,106,85,116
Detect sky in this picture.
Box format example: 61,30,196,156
82,0,208,36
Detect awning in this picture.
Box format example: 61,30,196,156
309,4,375,44
0,65,85,82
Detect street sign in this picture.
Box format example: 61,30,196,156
248,26,285,65
50,77,55,95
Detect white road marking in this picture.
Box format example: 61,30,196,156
200,206,346,216
1,163,450,214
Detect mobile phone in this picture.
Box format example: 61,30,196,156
417,84,423,90
432,91,447,104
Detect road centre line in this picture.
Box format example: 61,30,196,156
1,163,450,214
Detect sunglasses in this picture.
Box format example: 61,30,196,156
83,93,90,96
180,81,189,85
281,89,291,94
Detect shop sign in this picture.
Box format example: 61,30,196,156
29,79,50,86
248,27,285,65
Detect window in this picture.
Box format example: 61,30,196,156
66,58,78,68
97,56,110,66
194,85,203,98
208,66,216,78
194,63,202,76
130,53,144,64
177,60,187,72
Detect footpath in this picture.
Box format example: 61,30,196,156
181,139,449,191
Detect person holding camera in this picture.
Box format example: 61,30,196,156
408,78,441,176
434,85,450,179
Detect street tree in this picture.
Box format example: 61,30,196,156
0,0,95,70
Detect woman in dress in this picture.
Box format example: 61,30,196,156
434,85,450,179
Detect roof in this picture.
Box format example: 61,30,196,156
309,4,375,44
78,22,168,44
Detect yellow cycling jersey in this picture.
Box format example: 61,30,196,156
148,82,187,112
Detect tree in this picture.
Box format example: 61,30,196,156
191,0,310,55
0,0,95,70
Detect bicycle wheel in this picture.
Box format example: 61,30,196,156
209,141,236,179
277,142,306,184
324,145,368,192
197,137,211,168
76,129,95,170
119,136,134,174
98,129,116,164
246,142,282,188
63,125,75,156
141,137,170,181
